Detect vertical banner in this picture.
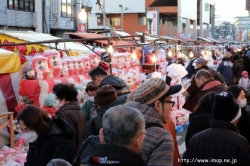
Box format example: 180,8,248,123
147,11,158,36
51,0,60,28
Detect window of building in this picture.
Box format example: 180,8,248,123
110,17,121,26
61,0,74,18
138,16,146,25
7,0,34,12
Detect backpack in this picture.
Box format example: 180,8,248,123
73,123,163,166
208,68,226,84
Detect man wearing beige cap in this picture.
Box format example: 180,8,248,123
125,77,182,166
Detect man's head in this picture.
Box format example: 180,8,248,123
195,58,208,69
195,69,212,87
88,66,108,87
94,85,118,108
134,77,181,123
212,91,241,126
226,52,232,58
100,105,146,153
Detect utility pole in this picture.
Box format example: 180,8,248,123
211,4,215,39
119,5,123,31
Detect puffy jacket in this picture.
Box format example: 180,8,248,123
237,108,250,145
25,118,74,166
217,60,233,86
182,120,250,166
233,59,244,78
185,111,213,146
99,75,131,102
55,101,86,158
125,102,174,166
83,98,124,140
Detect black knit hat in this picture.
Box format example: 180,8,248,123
94,85,118,105
212,91,241,123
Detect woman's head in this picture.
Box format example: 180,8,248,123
53,83,78,104
17,105,49,136
195,93,215,113
227,85,246,108
85,81,97,96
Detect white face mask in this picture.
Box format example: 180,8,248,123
240,99,247,108
22,131,38,143
88,96,94,102
56,99,63,108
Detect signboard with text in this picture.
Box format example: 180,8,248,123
147,11,158,36
51,0,60,28
78,24,87,33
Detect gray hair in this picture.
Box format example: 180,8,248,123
195,69,211,79
102,105,145,146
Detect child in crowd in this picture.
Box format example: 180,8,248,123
81,82,98,123
238,71,250,92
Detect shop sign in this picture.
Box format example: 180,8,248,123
78,24,87,33
51,0,60,28
60,18,74,29
147,11,158,36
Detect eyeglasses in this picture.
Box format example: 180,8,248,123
159,100,175,107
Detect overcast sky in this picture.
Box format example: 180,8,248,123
214,0,248,23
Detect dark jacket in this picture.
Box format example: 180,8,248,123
55,101,86,158
233,59,244,78
86,144,145,166
237,108,250,145
25,118,74,166
185,57,198,79
100,75,131,103
125,102,174,166
185,111,213,147
217,59,233,86
183,66,210,112
83,98,124,140
182,120,250,166
243,56,250,75
198,80,227,98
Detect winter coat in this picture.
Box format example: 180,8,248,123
185,57,198,79
237,108,250,145
243,56,250,75
55,101,86,158
217,59,233,86
25,118,74,166
86,144,145,166
182,120,250,166
238,77,250,91
125,102,174,166
185,111,213,147
198,80,227,98
233,59,244,79
183,66,210,112
99,75,131,103
83,98,124,140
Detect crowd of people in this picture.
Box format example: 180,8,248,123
13,47,250,166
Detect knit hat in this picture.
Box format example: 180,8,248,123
94,85,118,105
212,91,241,123
242,71,248,76
196,58,208,66
99,61,109,73
134,77,182,105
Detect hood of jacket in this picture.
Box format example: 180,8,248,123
35,118,74,143
88,144,145,166
189,111,213,131
210,119,240,134
97,97,125,115
55,101,80,117
125,102,163,126
236,59,244,65
99,75,131,96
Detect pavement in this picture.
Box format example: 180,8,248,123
177,127,187,157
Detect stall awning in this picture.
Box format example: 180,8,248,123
205,37,223,44
69,33,136,47
0,49,20,74
197,37,213,42
0,31,91,52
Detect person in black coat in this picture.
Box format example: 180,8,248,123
185,93,215,147
182,91,250,166
17,105,74,166
228,85,250,144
